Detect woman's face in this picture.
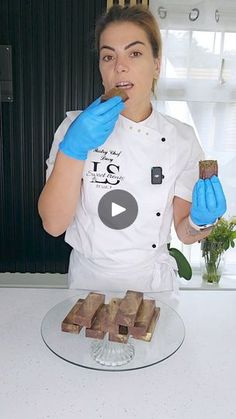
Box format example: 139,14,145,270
99,22,160,120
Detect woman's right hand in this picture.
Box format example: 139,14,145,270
59,96,125,160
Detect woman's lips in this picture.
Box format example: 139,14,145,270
115,81,134,90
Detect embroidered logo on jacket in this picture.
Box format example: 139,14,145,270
85,148,124,189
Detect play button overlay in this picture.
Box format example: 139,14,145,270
112,202,126,217
98,189,138,230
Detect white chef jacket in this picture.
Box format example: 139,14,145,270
46,107,204,293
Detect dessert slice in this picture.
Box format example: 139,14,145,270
100,298,122,333
85,304,108,340
129,299,156,338
134,307,161,342
72,292,105,328
101,86,129,103
108,329,129,344
199,160,218,179
97,297,129,343
61,298,84,334
115,290,143,327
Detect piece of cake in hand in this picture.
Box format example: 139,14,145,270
101,87,129,103
199,160,218,179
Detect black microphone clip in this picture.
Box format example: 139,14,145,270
151,167,164,184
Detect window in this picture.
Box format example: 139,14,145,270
151,19,236,277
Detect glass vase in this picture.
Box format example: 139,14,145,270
201,240,225,284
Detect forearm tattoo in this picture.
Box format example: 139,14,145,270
184,217,212,238
184,218,200,236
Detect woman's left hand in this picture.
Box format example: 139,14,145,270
190,175,227,226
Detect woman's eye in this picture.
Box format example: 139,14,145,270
130,51,142,57
102,55,114,62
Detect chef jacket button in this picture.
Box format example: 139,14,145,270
138,129,141,133
161,137,166,142
156,212,161,216
152,244,156,248
129,126,133,130
145,132,149,135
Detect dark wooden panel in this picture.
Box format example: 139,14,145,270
0,0,106,273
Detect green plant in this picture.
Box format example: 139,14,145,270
201,217,236,283
168,244,192,280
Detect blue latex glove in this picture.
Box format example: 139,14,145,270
59,96,125,160
190,175,227,226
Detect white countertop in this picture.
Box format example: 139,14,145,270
1,288,236,419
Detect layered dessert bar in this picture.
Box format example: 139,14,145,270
129,299,156,338
199,160,218,179
61,298,84,334
100,298,122,333
134,307,161,342
85,304,108,340
101,86,129,103
115,290,143,327
72,292,105,328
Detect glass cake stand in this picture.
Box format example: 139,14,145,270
41,291,185,371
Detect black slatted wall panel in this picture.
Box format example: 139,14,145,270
0,0,106,273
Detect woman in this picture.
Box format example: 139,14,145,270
38,5,226,293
